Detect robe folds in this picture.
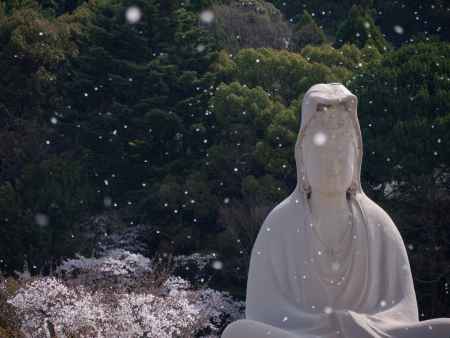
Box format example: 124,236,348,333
221,83,450,338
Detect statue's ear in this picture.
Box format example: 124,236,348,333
302,178,311,197
347,180,358,198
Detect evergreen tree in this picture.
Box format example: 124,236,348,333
204,0,291,54
289,9,326,52
334,4,391,53
56,0,220,254
268,0,450,48
0,4,94,274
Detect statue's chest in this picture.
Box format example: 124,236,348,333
311,214,353,246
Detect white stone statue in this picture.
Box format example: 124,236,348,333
221,83,450,338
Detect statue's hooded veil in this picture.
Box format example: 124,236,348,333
294,83,364,200
240,83,450,338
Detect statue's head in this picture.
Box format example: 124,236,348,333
294,83,363,199
301,103,357,195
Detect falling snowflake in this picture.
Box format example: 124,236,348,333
35,213,49,226
313,131,327,146
324,306,333,314
125,6,142,24
212,260,223,270
200,10,214,24
393,25,404,34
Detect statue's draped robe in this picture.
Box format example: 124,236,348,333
221,83,450,338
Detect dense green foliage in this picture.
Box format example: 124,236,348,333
268,0,449,46
0,0,449,325
334,4,391,52
289,9,326,52
202,0,290,55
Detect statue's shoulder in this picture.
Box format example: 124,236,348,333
358,193,404,244
253,195,295,243
263,193,299,226
249,195,299,262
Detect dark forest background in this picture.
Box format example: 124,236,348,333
0,0,449,325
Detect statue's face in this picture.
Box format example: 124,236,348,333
302,104,356,194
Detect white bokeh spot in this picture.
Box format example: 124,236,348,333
313,131,327,146
125,6,142,24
